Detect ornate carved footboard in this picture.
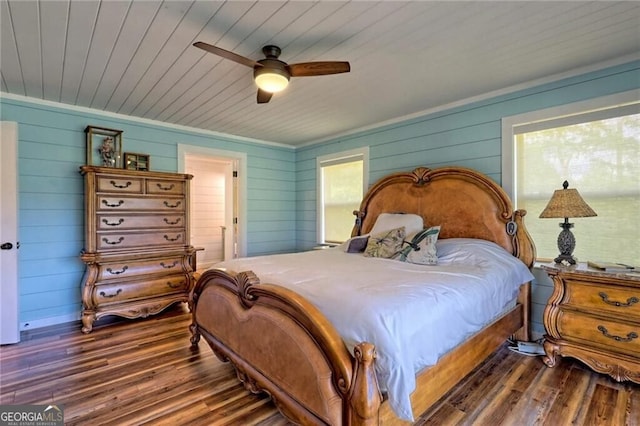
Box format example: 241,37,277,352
190,268,383,425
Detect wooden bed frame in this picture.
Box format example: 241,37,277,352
189,166,536,425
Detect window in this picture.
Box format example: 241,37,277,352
317,148,369,244
502,91,639,266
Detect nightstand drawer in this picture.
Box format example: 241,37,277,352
557,310,640,357
93,275,189,305
564,280,640,318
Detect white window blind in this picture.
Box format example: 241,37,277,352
515,107,639,266
317,148,368,244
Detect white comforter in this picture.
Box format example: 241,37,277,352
213,238,534,421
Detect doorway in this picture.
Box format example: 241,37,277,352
178,145,246,270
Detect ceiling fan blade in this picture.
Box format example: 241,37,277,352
287,61,350,77
257,89,273,104
193,41,261,68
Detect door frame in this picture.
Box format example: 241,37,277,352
1,121,20,344
177,144,247,258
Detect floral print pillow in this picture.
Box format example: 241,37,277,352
364,227,406,259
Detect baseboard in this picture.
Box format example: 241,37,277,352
20,312,81,331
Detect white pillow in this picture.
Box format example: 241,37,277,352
370,213,424,237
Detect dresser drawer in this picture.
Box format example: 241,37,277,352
146,179,186,196
557,309,640,357
96,176,144,194
564,279,640,318
98,256,186,281
97,214,185,230
97,196,185,211
93,275,189,305
97,231,186,250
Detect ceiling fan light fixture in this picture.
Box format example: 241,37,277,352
254,68,289,93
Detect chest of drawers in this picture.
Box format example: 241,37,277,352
79,166,195,333
541,263,640,383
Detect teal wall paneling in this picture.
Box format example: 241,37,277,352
1,59,638,335
294,60,640,336
0,96,295,328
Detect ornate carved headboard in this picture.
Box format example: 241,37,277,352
351,166,536,267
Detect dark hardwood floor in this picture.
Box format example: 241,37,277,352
1,305,638,425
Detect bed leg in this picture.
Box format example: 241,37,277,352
189,321,201,346
349,342,382,426
513,281,531,342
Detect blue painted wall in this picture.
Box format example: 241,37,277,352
1,59,638,333
295,60,640,336
0,97,295,328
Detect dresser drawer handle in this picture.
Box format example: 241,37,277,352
597,325,638,343
157,183,175,191
110,180,132,189
102,200,124,208
598,292,639,307
163,234,181,242
100,289,122,298
102,237,125,245
160,261,178,269
163,217,181,225
167,281,182,289
106,265,128,275
163,200,182,208
102,218,125,227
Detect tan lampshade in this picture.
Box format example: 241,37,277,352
539,181,597,219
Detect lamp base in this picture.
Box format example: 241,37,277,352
554,220,577,265
554,253,577,265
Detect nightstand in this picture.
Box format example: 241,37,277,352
541,263,640,383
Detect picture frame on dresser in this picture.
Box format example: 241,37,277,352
124,152,150,171
78,165,195,333
85,126,123,168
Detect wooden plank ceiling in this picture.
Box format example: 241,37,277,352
1,1,639,146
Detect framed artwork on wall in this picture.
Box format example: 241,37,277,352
85,126,123,167
124,152,150,171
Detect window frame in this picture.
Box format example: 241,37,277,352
316,147,369,244
501,89,639,203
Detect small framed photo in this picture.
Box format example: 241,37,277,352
85,126,123,167
124,152,150,171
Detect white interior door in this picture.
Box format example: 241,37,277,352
1,121,20,344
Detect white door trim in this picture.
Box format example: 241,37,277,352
177,144,247,258
1,121,20,344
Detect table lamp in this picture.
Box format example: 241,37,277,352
539,180,597,265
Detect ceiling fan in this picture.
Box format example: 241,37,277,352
193,42,350,104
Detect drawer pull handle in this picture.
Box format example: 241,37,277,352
102,200,124,208
598,292,639,307
157,183,175,191
167,281,182,289
100,289,122,298
597,325,638,343
106,265,128,275
160,261,178,269
164,234,181,242
102,218,125,227
164,217,181,225
110,180,132,189
102,237,124,245
163,201,181,208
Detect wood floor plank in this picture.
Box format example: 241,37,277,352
1,308,638,425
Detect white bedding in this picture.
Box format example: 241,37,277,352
213,238,534,421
